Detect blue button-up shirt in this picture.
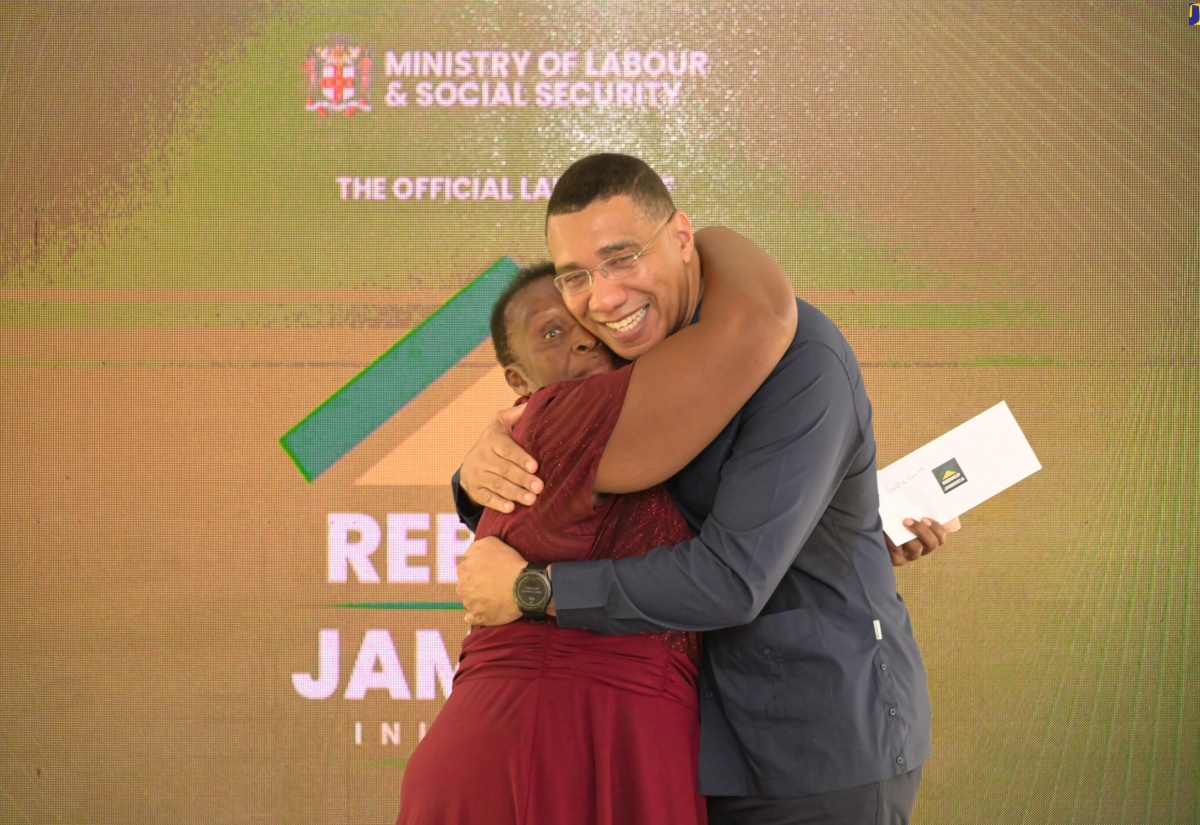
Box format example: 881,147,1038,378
551,297,931,798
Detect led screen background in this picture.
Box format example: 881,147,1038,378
0,2,1195,823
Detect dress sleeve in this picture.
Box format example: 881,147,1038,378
512,365,634,539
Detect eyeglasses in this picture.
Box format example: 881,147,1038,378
553,211,677,295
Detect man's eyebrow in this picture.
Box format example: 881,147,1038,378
555,239,638,273
597,238,638,257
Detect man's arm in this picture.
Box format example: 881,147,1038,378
457,516,955,626
458,336,954,629
456,227,797,509
595,226,797,492
549,340,870,633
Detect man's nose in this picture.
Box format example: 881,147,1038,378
587,274,625,315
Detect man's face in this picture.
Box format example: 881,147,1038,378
546,195,700,361
502,276,622,397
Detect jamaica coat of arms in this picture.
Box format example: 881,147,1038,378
302,37,372,116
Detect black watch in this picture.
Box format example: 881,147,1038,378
513,562,552,622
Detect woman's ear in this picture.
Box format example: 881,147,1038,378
504,364,533,397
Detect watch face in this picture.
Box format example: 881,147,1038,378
515,573,550,609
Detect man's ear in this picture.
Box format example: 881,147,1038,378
504,364,533,397
671,210,696,265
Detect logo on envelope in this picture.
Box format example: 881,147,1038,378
933,459,968,493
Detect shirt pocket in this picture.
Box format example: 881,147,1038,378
712,607,830,723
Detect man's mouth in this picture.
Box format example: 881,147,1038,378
602,306,648,335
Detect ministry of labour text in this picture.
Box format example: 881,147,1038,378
386,79,685,108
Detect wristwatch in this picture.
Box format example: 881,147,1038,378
513,561,552,622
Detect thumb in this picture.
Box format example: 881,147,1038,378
497,403,527,430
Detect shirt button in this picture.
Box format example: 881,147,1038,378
762,647,771,655
897,756,905,765
706,691,715,699
889,708,897,716
880,663,888,671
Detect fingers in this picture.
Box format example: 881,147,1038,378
455,537,526,626
884,532,911,567
898,518,942,561
470,467,543,513
461,467,523,514
488,463,544,502
897,520,927,562
492,407,537,469
889,517,959,568
461,607,520,626
480,413,542,500
917,517,947,549
491,431,538,476
461,416,545,512
470,481,527,514
496,402,529,430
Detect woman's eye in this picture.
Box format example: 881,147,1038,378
544,328,562,340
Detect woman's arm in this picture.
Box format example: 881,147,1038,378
595,226,797,493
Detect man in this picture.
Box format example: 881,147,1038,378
400,237,797,823
456,153,951,824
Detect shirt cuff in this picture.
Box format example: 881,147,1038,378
548,558,614,631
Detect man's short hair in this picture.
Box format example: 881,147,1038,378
490,260,558,367
547,153,675,224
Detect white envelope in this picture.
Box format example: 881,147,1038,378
878,401,1041,541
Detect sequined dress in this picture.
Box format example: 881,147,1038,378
396,365,704,825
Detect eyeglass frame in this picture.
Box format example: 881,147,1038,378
552,210,678,295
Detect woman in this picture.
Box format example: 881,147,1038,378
396,225,797,824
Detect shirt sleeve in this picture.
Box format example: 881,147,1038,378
450,467,483,534
552,340,867,633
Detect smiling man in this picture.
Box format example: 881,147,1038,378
548,204,689,359
455,153,948,825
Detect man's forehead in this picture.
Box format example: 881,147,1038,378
547,198,651,264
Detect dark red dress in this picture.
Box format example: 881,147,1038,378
396,366,704,825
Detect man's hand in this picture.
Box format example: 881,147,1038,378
457,536,529,626
460,405,544,514
886,517,961,567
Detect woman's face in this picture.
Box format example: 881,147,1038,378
502,277,622,397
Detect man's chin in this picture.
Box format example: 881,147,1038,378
606,335,660,361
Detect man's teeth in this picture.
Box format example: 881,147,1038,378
605,306,647,333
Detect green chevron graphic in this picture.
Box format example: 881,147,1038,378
280,257,520,481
